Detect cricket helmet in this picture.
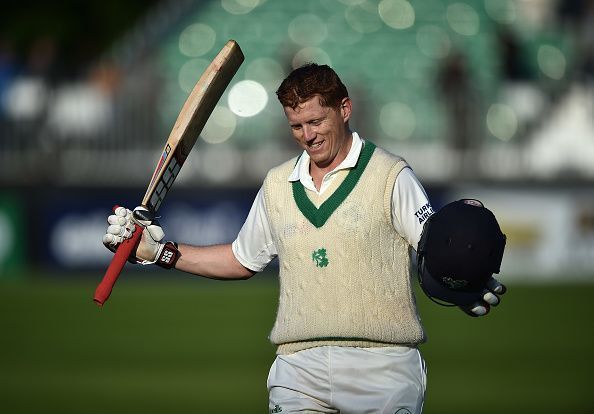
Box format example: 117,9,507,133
417,199,506,306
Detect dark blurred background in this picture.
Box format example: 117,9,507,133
1,0,593,280
0,0,593,413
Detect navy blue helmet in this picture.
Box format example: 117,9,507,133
417,199,506,306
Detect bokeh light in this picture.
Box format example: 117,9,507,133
378,0,415,30
221,0,260,15
446,3,480,36
228,80,268,117
201,105,237,144
288,14,328,46
379,101,416,140
486,103,518,141
178,58,209,93
245,58,284,92
345,1,383,34
178,23,216,57
537,44,566,80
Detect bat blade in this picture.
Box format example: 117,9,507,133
143,39,244,212
94,40,244,306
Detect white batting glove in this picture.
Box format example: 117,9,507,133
102,206,180,268
459,277,507,317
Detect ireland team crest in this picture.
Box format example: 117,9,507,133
312,248,329,267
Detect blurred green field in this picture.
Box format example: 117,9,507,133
1,273,593,414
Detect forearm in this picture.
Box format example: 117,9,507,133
174,243,256,280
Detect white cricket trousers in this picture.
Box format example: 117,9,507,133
267,345,426,414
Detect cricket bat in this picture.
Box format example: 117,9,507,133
94,40,244,306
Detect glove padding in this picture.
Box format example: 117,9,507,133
102,206,179,268
459,277,507,317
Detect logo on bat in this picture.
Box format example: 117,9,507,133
149,144,171,189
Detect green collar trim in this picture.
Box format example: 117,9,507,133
292,141,376,228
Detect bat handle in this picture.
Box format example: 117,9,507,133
93,208,143,307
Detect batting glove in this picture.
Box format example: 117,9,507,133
102,206,180,269
459,277,507,317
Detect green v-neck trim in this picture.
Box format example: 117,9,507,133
292,141,376,228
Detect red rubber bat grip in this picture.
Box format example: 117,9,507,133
93,219,143,307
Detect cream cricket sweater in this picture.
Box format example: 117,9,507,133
263,142,426,355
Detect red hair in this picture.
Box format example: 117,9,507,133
276,63,349,109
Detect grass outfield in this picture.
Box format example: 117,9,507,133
0,273,593,413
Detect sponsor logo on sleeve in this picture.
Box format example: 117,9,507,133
414,203,434,225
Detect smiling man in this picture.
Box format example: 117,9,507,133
281,68,353,187
103,63,504,413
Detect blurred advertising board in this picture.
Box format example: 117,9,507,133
0,193,25,278
16,185,594,284
37,188,256,271
449,187,594,282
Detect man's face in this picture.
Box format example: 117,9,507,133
283,96,352,171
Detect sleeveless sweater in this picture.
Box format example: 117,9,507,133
263,142,426,355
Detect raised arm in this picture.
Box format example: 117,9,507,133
102,206,256,281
